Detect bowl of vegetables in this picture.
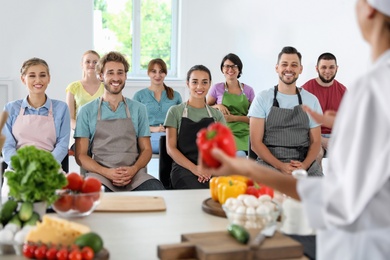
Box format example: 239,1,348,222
222,194,281,230
52,173,103,218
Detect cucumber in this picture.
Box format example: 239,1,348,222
74,232,104,254
18,201,34,221
0,199,18,225
227,224,250,244
23,212,40,226
8,213,22,228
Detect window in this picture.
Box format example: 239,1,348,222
93,0,178,78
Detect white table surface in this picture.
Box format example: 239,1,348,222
3,189,229,260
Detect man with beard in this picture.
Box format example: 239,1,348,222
302,53,347,166
248,46,323,176
74,51,164,191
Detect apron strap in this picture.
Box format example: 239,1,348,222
98,97,130,120
183,102,213,118
224,81,245,95
273,85,303,107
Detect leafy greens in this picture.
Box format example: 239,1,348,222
5,146,67,205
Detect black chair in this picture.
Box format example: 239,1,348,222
248,138,258,160
158,135,173,189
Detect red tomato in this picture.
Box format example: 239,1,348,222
23,243,37,258
196,122,236,168
65,172,84,191
68,249,83,260
34,244,47,259
56,248,69,260
45,246,58,260
81,177,102,193
81,246,95,260
54,194,73,212
73,195,94,213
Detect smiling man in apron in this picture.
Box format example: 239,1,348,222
248,46,323,176
74,51,164,191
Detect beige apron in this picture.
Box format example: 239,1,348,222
87,97,153,191
2,100,56,197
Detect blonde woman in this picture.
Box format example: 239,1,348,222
2,57,70,195
66,50,104,150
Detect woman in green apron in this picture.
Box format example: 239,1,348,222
207,53,255,157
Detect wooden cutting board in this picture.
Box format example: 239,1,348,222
95,195,166,212
158,229,305,260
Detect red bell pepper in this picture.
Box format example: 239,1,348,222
246,182,274,198
196,122,236,168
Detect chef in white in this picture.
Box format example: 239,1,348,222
200,0,390,259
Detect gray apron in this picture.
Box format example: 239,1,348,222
88,97,153,191
258,86,322,176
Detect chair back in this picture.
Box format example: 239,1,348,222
248,138,258,160
159,135,173,189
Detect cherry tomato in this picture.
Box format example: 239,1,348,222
54,193,73,212
46,246,58,260
23,242,37,258
65,172,84,191
81,177,102,193
68,249,83,260
34,244,48,259
73,195,94,213
81,246,95,260
56,248,69,260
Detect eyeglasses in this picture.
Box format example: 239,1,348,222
223,64,238,70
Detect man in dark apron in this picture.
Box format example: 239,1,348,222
74,51,164,191
248,46,323,176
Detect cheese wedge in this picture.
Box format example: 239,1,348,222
25,215,90,245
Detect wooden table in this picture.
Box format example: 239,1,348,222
3,189,230,260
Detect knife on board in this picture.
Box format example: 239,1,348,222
247,224,277,260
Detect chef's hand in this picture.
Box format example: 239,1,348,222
302,105,336,129
199,148,253,178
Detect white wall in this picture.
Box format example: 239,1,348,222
0,0,369,108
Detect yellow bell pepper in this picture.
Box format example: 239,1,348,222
217,180,247,204
209,176,232,201
231,175,250,185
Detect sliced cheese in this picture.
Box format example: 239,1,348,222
25,215,90,245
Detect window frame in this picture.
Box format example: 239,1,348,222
94,0,179,79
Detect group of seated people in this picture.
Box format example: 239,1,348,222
1,46,346,193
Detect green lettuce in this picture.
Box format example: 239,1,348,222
5,146,67,205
